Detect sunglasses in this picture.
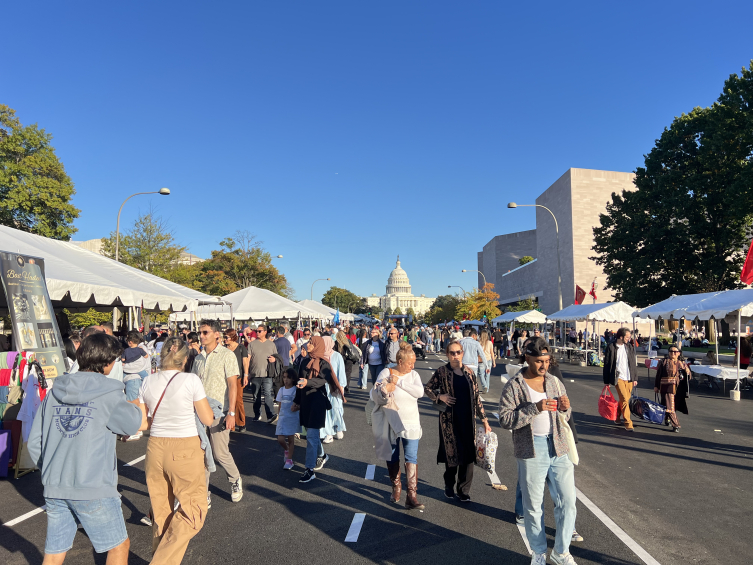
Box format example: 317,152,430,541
200,330,213,335
669,350,680,354
448,350,463,356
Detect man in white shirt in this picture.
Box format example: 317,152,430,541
602,328,637,431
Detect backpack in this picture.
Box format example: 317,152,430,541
344,341,362,363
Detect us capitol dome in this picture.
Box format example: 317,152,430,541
363,256,436,315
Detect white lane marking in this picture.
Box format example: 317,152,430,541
489,411,499,420
365,464,375,480
123,455,145,467
345,513,365,542
516,523,532,555
3,505,46,527
575,487,661,565
487,469,501,485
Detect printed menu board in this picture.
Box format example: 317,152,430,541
0,251,68,379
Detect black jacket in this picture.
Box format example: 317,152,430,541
360,338,388,366
602,342,638,385
267,353,284,385
294,357,333,429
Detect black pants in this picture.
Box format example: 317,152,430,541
250,377,275,419
343,358,354,388
444,462,474,496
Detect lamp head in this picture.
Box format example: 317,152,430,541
159,188,171,195
327,278,331,280
276,255,283,258
462,269,467,273
507,202,517,208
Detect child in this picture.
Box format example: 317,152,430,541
276,368,302,470
122,330,150,402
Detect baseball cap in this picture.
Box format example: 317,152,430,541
524,337,551,358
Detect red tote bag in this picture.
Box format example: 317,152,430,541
598,385,619,421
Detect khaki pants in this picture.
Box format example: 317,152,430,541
615,380,635,429
205,417,240,488
145,436,207,565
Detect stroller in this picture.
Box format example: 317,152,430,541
412,339,427,360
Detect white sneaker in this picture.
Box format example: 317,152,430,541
322,435,334,444
549,551,577,565
125,431,143,441
335,431,344,440
531,552,546,565
231,477,243,502
140,515,152,526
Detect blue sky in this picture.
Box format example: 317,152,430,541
4,1,752,301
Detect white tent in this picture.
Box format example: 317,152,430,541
175,287,322,322
0,224,220,313
632,292,724,320
460,320,486,327
493,310,548,325
297,299,356,322
547,302,636,323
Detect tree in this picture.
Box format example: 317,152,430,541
406,307,416,319
424,294,461,324
394,307,403,315
519,256,534,266
102,206,185,277
322,286,362,312
505,297,538,312
63,308,112,329
385,307,393,316
592,62,753,307
0,104,80,239
455,283,501,321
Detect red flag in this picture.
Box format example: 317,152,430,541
575,285,586,305
742,238,753,285
589,281,597,301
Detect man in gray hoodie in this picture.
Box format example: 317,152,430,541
28,333,144,565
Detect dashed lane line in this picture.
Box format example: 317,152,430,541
345,513,366,542
123,455,146,467
365,464,375,480
3,506,46,527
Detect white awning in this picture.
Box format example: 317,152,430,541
632,292,724,320
175,286,323,321
297,299,356,322
680,289,753,321
547,302,636,323
492,309,548,324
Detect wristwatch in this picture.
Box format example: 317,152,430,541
228,411,236,416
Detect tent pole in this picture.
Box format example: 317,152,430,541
715,319,719,365
737,310,741,384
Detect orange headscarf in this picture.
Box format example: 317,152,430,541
305,336,326,378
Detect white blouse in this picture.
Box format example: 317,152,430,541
371,368,424,439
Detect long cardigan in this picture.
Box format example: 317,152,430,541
424,363,488,467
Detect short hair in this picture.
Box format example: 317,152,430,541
445,339,463,355
81,325,103,338
126,330,142,345
276,326,286,336
199,319,222,333
187,332,199,344
256,324,268,332
470,329,478,337
102,322,114,331
224,328,238,343
396,341,416,364
463,329,471,337
616,327,631,340
161,337,189,370
77,333,123,374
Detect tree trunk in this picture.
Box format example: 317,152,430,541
720,319,730,342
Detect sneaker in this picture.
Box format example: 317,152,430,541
124,431,143,441
360,386,367,390
299,468,316,483
335,431,344,440
322,435,334,444
268,414,278,425
530,552,546,565
140,515,152,527
252,415,261,422
444,488,455,499
455,493,471,503
515,514,524,525
207,493,212,509
294,433,301,440
549,551,578,564
231,477,243,502
571,530,584,543
283,459,294,470
314,454,329,471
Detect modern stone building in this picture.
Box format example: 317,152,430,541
363,256,436,315
478,168,637,315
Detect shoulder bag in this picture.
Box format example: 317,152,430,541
147,371,181,428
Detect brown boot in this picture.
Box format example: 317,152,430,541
386,461,402,503
404,462,425,510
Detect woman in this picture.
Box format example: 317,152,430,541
356,328,370,389
185,332,200,372
321,336,347,442
371,342,425,509
734,336,752,370
479,330,495,394
654,346,689,432
138,337,215,564
223,329,249,432
335,330,355,395
516,330,528,357
425,339,491,502
295,336,336,483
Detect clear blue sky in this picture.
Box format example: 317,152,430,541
4,1,752,301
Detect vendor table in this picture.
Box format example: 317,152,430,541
689,364,749,394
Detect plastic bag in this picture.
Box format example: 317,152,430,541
474,426,498,474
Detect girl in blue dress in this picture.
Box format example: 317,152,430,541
276,368,302,469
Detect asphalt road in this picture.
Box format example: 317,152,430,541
2,353,751,564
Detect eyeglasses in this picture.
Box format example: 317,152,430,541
448,350,463,356
304,333,311,336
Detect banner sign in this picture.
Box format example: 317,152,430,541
0,250,68,379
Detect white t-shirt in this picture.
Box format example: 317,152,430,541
525,382,551,436
616,344,630,381
139,370,206,438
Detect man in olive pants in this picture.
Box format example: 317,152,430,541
602,328,638,431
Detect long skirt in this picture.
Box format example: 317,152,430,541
321,383,346,438
661,392,680,428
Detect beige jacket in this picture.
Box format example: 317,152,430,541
370,368,424,461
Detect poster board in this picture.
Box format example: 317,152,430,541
0,250,68,380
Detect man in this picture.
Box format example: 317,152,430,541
247,324,278,424
191,319,244,503
460,329,488,395
602,327,638,431
385,327,401,368
493,327,504,359
451,325,463,340
434,325,442,353
28,333,144,565
295,328,311,360
360,326,388,385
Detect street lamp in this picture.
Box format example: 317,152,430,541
115,188,171,263
276,255,283,259
448,285,467,296
507,202,562,311
461,269,487,288
311,278,331,300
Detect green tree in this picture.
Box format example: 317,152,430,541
519,256,534,266
0,104,80,239
505,297,538,312
322,286,362,311
424,294,461,324
394,307,403,315
406,307,416,319
456,283,501,321
63,308,112,329
592,62,753,307
102,206,185,277
385,307,393,316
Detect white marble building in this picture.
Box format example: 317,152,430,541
363,257,436,315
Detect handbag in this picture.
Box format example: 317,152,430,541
598,385,619,421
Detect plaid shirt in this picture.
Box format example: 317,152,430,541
191,344,238,411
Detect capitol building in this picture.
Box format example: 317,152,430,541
363,257,436,315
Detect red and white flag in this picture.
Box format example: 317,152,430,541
742,238,753,285
575,285,586,305
589,281,597,301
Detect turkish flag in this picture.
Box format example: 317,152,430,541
589,282,597,301
575,285,586,305
741,238,753,285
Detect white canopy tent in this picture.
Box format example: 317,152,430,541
547,301,637,355
632,292,724,321
297,299,356,322
493,310,548,325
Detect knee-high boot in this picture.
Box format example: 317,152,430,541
386,461,402,503
404,462,425,510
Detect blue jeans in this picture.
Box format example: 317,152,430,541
477,362,489,391
434,338,440,352
44,497,128,554
251,377,274,419
518,435,577,555
358,364,369,388
389,437,419,464
306,429,325,470
123,370,148,401
368,363,385,385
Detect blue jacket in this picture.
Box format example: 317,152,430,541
27,371,142,500
460,337,485,367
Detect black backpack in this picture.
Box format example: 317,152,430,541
344,340,362,363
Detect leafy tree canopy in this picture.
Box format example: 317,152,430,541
393,307,403,315
424,294,461,324
505,297,538,312
592,62,753,307
322,286,362,312
406,307,416,319
519,256,534,265
456,283,501,321
0,104,80,239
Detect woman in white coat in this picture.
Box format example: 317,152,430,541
370,342,425,510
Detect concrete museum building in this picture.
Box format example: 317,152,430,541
477,168,641,318
364,257,436,315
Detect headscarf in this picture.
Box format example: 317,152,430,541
322,336,335,362
305,336,326,378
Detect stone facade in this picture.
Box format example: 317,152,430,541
363,257,436,315
478,168,637,315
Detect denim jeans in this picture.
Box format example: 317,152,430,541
250,377,274,419
44,497,127,554
389,437,419,464
368,363,385,385
123,370,148,401
358,364,369,388
517,435,577,555
477,362,489,391
306,428,325,469
434,338,440,352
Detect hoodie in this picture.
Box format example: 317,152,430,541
27,371,142,500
